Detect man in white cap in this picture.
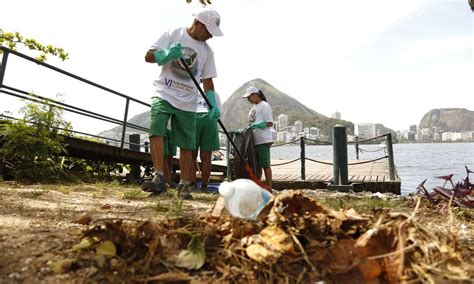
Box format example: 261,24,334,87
142,10,223,199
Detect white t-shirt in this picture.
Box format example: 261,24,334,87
196,92,223,113
150,28,217,112
248,101,273,145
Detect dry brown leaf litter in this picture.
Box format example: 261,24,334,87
55,190,472,283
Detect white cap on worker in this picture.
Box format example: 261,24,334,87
193,10,223,36
243,86,260,98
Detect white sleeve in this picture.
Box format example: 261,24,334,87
263,103,273,122
201,47,217,80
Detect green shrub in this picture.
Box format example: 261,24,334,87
0,97,71,182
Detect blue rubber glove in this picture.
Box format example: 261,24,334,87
206,90,221,120
153,42,183,66
250,121,267,129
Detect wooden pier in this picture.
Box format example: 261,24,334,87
270,158,400,193
213,158,401,194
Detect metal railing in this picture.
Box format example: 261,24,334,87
267,132,397,182
0,46,150,150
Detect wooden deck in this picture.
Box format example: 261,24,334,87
212,158,401,194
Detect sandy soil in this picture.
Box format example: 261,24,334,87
0,181,217,283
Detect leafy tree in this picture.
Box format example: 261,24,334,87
0,29,69,62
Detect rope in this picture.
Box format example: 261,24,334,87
305,158,333,165
271,158,300,167
348,156,388,165
271,139,299,147
302,137,332,145
359,146,386,153
347,134,387,144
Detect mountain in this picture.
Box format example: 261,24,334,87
98,112,149,141
99,78,355,139
418,108,474,132
221,78,353,135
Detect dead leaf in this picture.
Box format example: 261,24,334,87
246,244,271,263
358,258,383,281
145,272,191,282
50,258,75,274
260,226,294,254
72,237,95,251
324,239,360,273
175,241,205,270
96,240,116,256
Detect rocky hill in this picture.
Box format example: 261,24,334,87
418,108,474,132
99,79,356,139
221,78,353,135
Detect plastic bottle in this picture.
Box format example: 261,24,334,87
218,179,273,220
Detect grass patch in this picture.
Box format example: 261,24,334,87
122,189,148,200
319,196,415,213
152,200,170,213
192,193,219,202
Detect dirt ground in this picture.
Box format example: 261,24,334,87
0,181,472,283
0,181,218,283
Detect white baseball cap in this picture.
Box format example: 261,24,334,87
193,10,223,37
243,86,260,98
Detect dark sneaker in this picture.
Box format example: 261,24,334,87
141,174,166,194
177,183,193,200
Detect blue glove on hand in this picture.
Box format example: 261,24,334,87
206,90,221,120
250,121,267,129
154,42,183,66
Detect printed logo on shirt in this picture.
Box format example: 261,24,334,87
171,47,199,80
162,78,194,95
249,109,256,123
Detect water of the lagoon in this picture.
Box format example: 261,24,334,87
269,142,474,195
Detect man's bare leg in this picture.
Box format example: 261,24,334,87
200,151,212,190
177,148,194,199
263,167,272,188
141,136,166,193
190,151,199,185
150,136,164,173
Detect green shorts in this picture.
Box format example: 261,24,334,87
150,97,196,150
164,129,177,156
255,144,271,168
194,112,220,151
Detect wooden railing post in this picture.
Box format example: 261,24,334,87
354,136,359,160
300,137,305,180
386,133,396,181
332,125,348,185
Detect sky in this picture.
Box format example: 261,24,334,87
0,0,472,135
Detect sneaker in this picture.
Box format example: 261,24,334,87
177,183,193,200
141,174,166,194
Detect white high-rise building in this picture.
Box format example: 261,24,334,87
309,127,320,136
354,123,383,138
278,114,288,130
332,111,341,120
294,120,303,133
